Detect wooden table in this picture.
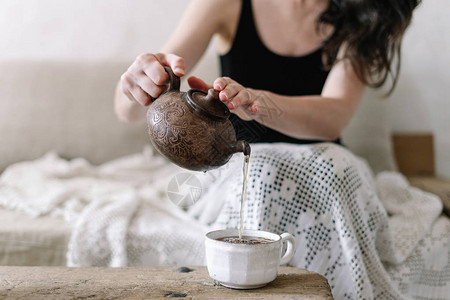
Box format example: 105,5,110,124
0,266,333,299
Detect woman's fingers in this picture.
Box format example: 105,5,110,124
137,73,166,99
126,84,152,107
249,100,259,113
121,68,157,106
187,76,213,92
214,77,253,110
120,53,186,106
140,55,169,86
214,77,239,103
155,53,186,77
229,89,254,109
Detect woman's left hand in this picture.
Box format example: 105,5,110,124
214,77,258,121
188,76,258,121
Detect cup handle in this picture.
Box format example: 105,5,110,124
279,233,296,266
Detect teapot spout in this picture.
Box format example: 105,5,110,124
230,140,251,156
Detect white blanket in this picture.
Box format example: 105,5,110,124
0,143,448,300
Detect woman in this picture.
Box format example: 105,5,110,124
115,0,418,145
113,1,435,299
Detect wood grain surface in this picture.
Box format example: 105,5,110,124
0,266,333,299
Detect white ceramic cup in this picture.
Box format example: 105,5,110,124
205,229,296,289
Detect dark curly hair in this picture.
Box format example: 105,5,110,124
318,0,422,93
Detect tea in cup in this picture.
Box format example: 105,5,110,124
205,229,296,289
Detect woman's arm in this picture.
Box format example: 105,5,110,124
114,0,236,124
214,57,366,141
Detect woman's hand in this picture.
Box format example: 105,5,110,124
188,76,258,121
114,0,234,124
119,53,186,106
213,77,259,121
187,76,212,93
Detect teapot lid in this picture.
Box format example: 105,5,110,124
187,89,230,119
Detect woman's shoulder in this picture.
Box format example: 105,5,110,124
188,0,241,21
197,0,241,9
186,0,241,41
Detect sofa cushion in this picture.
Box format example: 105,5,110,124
0,208,70,266
0,60,149,171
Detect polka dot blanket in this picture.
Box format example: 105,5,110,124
0,143,448,299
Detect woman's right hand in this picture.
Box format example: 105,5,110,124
119,53,186,106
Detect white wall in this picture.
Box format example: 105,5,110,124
0,0,189,60
0,0,217,79
388,0,450,177
0,0,448,177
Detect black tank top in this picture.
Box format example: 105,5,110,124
220,0,339,144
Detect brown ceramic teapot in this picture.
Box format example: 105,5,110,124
146,67,250,171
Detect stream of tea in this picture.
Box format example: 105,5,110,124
238,154,250,239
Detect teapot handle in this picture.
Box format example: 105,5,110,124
163,66,180,93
